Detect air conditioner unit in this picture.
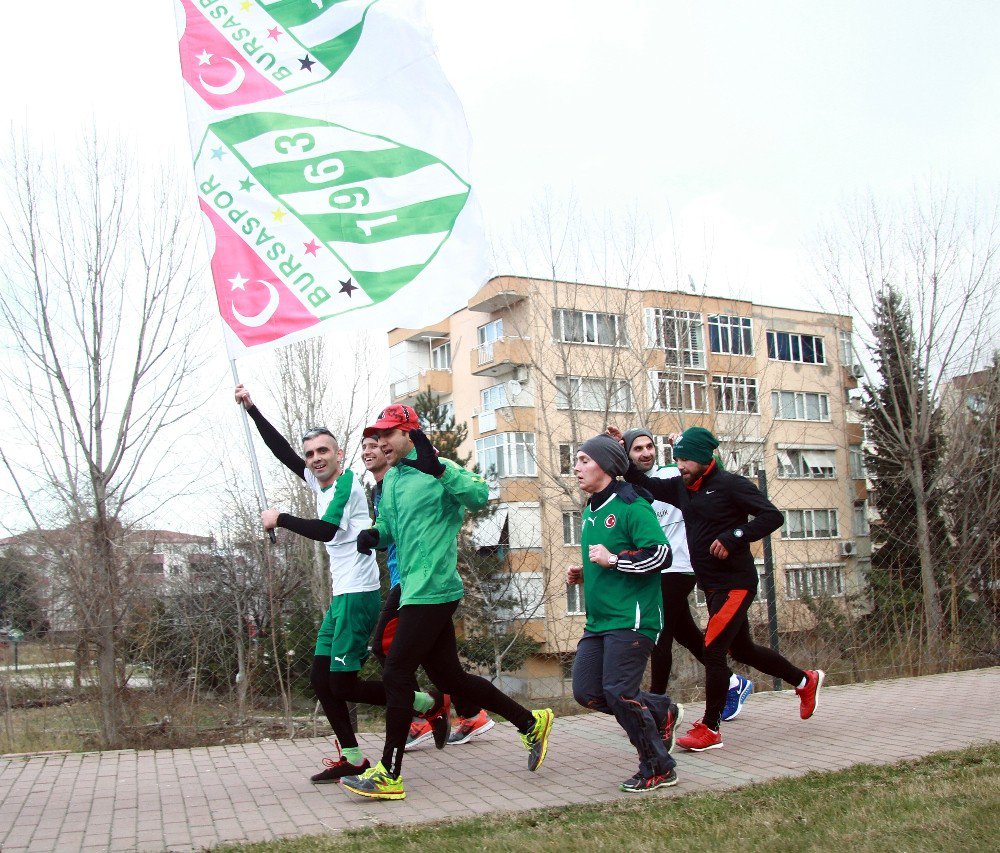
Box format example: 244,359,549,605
839,541,858,557
515,366,529,383
850,364,864,379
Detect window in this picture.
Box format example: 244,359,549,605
724,443,764,478
776,448,836,479
645,308,706,368
475,432,537,478
649,371,707,412
854,500,870,536
766,331,826,364
654,436,674,466
562,511,583,546
712,375,759,413
709,314,753,356
488,572,546,621
481,383,509,412
558,443,574,475
771,390,831,421
838,330,859,368
552,308,626,346
849,445,866,479
430,341,451,370
555,376,633,411
477,318,504,347
786,564,844,599
566,583,586,615
784,509,840,539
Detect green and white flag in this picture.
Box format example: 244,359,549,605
174,0,488,354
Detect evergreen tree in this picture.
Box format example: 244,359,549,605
863,287,950,643
412,389,470,466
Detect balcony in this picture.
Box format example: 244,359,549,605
468,276,529,313
473,405,536,438
389,369,452,405
470,336,531,377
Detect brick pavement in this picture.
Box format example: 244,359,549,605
1,668,997,851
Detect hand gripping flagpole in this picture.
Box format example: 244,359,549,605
230,358,278,545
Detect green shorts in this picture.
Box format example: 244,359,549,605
314,589,381,672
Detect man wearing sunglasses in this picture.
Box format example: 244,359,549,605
234,386,438,784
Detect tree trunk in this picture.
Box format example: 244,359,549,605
909,462,944,664
92,512,123,748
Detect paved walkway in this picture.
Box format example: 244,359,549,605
2,668,997,851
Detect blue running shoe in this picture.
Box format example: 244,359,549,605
721,675,753,721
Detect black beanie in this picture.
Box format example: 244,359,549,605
579,434,629,477
622,428,655,454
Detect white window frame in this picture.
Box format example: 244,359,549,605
838,330,859,368
776,448,836,479
708,314,754,356
481,383,509,413
854,501,870,537
649,371,708,412
783,509,840,540
475,432,537,479
654,436,675,466
849,445,866,480
785,563,845,600
645,308,706,369
555,375,633,412
489,571,546,622
552,308,626,346
430,341,451,371
558,443,574,475
566,583,586,616
771,390,831,422
766,330,826,364
712,375,759,414
477,318,504,347
562,511,583,546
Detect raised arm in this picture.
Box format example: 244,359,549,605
235,384,306,479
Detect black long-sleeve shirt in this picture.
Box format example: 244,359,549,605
624,463,783,590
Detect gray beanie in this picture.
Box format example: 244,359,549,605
622,428,655,454
579,434,629,477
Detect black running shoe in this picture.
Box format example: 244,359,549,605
620,768,678,792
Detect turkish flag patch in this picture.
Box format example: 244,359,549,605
605,514,616,528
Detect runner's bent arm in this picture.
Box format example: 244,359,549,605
715,477,784,551
438,458,489,511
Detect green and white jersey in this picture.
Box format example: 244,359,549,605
581,491,667,641
649,465,693,574
305,467,379,596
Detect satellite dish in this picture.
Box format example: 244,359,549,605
505,379,523,400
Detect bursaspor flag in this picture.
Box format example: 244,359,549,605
173,0,489,355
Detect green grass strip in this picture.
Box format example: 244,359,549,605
219,743,1000,852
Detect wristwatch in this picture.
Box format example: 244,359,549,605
607,554,619,566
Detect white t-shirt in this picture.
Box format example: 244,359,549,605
648,465,693,574
305,467,380,596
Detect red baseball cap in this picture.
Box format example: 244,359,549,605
363,404,421,437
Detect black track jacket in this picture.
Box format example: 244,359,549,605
624,463,783,590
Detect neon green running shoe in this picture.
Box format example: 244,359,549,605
520,708,554,772
340,761,405,800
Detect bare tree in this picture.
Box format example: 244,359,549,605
0,131,209,746
818,186,1000,659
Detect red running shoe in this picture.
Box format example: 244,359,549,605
796,669,825,719
660,703,684,754
677,720,723,752
404,717,433,751
448,710,496,745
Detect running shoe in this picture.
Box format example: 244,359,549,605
309,741,370,784
660,703,684,754
448,710,496,745
425,693,452,749
620,768,678,792
404,717,433,751
721,675,754,722
677,720,723,752
795,669,825,719
340,761,405,801
520,708,554,772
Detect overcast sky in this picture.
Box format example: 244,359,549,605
3,1,999,533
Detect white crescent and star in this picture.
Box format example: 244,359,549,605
199,56,246,96
229,273,280,328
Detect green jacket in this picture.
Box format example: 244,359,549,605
373,450,489,606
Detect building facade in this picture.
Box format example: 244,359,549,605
388,275,871,680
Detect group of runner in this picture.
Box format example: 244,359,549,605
235,384,822,798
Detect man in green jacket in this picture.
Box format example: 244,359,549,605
340,405,553,801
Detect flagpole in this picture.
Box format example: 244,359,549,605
231,358,277,545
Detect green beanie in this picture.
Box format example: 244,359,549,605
672,427,719,464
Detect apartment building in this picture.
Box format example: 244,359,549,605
388,275,871,681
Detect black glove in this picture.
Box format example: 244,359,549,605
356,528,379,555
398,428,446,478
